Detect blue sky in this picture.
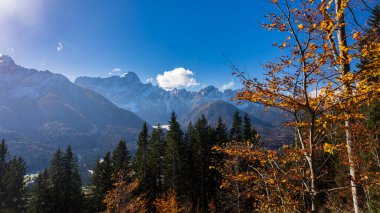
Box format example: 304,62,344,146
0,0,284,91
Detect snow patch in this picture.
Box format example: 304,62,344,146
153,125,170,130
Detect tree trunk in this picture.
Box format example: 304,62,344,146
309,118,318,212
334,0,360,212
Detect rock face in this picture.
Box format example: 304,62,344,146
0,55,146,173
75,73,293,146
76,75,238,125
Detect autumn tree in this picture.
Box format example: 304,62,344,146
213,143,305,212
103,171,147,213
153,190,187,213
232,0,379,211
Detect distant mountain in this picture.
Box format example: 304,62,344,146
181,100,291,148
75,73,293,145
0,55,146,174
76,75,236,124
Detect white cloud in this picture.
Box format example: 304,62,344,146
156,67,199,90
146,78,154,84
109,67,124,76
220,80,235,91
6,47,15,53
57,42,63,52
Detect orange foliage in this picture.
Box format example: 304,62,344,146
103,171,147,213
231,0,379,211
153,189,186,213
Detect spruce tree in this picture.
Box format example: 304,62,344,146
162,112,184,194
34,169,51,213
0,140,26,211
243,113,260,145
230,110,243,141
213,117,228,210
49,148,65,211
243,113,252,141
190,115,217,210
214,116,228,145
92,152,113,212
182,122,195,199
145,125,165,206
112,140,131,173
134,122,150,191
3,156,26,211
0,139,9,208
357,5,380,73
62,146,83,212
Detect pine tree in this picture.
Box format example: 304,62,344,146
134,122,150,191
357,5,380,74
163,112,184,194
146,125,165,202
212,117,228,210
92,152,113,212
62,146,83,212
0,139,9,208
181,122,195,199
360,5,380,135
34,169,51,213
190,115,214,210
0,140,26,211
230,110,243,141
214,116,228,145
243,113,260,145
243,113,252,141
49,148,65,211
112,140,131,173
2,156,26,211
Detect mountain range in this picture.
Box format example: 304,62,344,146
0,55,291,176
75,71,292,144
0,55,145,173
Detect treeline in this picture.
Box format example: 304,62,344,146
0,105,378,212
0,110,261,213
0,139,26,212
94,111,260,212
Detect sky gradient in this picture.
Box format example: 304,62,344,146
0,0,285,91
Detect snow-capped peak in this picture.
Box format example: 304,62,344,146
119,71,141,83
0,55,16,68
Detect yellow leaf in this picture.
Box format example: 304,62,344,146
323,143,336,154
298,23,304,30
353,32,360,39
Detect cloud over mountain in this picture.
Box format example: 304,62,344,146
156,67,199,90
